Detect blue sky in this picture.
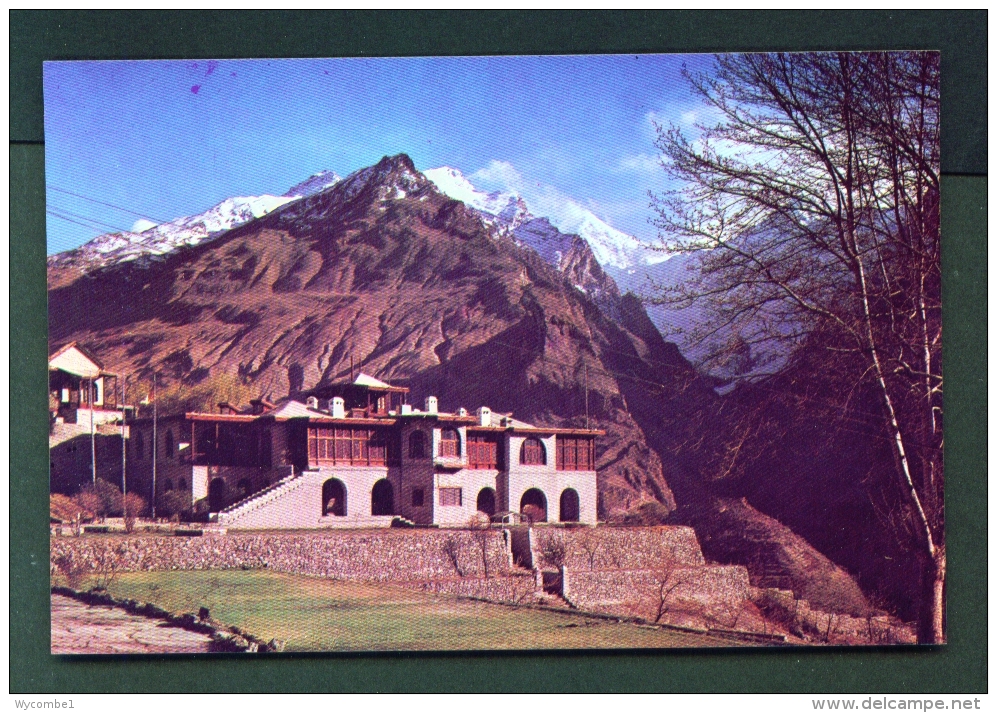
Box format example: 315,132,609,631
44,54,713,255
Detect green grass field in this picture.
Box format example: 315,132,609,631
91,570,740,651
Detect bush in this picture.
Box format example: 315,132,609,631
74,479,123,521
537,533,567,569
51,493,91,524
158,491,189,523
73,491,104,523
521,504,546,524
122,492,147,532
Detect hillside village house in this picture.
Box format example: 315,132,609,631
125,373,601,529
49,343,123,427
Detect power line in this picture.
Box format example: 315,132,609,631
48,205,131,234
47,185,165,223
46,210,110,234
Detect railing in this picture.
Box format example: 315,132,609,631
218,467,298,515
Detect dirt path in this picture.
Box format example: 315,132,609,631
51,594,213,654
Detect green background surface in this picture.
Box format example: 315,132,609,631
10,10,987,692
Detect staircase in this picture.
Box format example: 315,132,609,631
216,471,304,526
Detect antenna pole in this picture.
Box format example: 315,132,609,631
584,364,589,429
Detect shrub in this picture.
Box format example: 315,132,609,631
122,492,147,532
50,493,91,524
158,491,189,523
537,533,567,569
73,491,104,523
521,503,546,524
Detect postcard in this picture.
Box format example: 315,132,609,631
45,52,942,653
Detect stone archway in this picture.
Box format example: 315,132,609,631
559,488,580,522
519,488,547,523
371,478,395,516
476,487,496,517
322,478,347,516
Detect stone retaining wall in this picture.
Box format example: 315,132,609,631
532,526,705,570
565,565,750,619
50,529,513,581
405,573,538,605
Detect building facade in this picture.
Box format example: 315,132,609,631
126,374,601,529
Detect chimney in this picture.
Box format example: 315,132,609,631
306,396,319,410
457,407,468,417
476,406,492,427
400,404,413,415
330,397,345,419
425,396,438,414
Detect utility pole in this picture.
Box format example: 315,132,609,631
121,375,127,520
151,373,157,520
89,378,96,486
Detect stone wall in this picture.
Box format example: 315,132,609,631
406,572,538,605
564,565,750,617
50,529,514,582
532,525,705,570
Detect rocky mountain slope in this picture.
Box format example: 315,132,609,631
49,154,708,514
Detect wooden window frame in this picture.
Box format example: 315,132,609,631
556,436,595,471
519,437,546,466
439,487,462,507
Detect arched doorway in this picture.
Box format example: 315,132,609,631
322,478,347,516
371,479,394,516
519,488,547,523
208,478,227,512
559,488,580,522
476,487,496,517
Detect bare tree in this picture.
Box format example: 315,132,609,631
467,512,492,578
442,534,466,578
652,52,943,642
577,528,603,571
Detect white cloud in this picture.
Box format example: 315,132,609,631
617,153,661,175
131,219,158,233
470,160,525,193
681,110,698,126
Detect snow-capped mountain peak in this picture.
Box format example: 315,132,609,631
425,164,643,270
49,193,299,272
423,167,528,225
283,170,342,198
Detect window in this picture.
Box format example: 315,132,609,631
408,431,426,459
412,488,425,507
556,436,595,471
165,430,175,459
61,388,69,403
467,433,500,469
307,427,388,466
438,428,461,457
439,487,462,507
520,437,546,465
